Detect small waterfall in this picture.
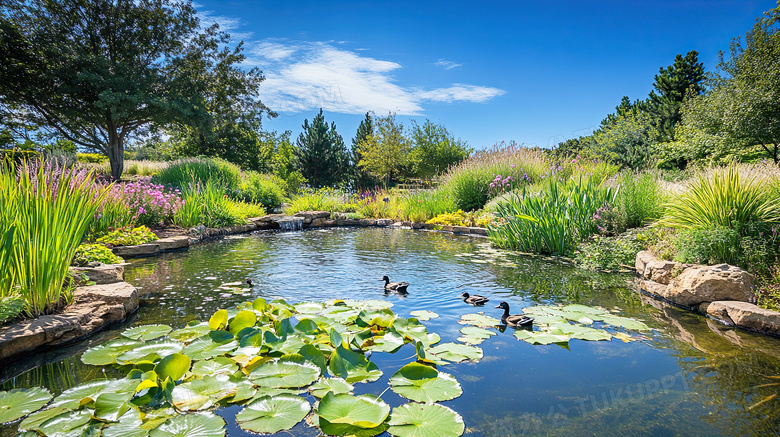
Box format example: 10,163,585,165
277,217,304,231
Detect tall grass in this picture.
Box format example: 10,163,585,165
122,160,169,176
488,177,617,255
174,178,264,228
153,157,241,190
658,164,780,233
613,170,666,228
285,189,347,215
401,188,457,222
441,141,548,211
1,160,107,316
237,171,286,209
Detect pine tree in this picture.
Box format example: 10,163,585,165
350,112,380,189
293,109,348,188
647,51,706,142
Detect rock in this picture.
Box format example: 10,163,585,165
311,218,326,227
665,264,754,307
452,226,470,234
423,223,439,230
390,221,403,228
706,301,780,336
411,222,425,229
375,219,393,227
634,277,669,297
69,264,125,285
469,227,488,236
323,220,337,226
155,236,190,251
635,251,656,276
0,282,139,361
112,243,160,257
294,211,330,225
250,214,286,224
643,259,677,285
401,221,412,227
360,219,376,226
440,225,453,232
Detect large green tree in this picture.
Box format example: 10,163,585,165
647,50,706,142
0,0,270,180
408,119,471,180
349,112,380,190
357,113,410,188
294,109,349,188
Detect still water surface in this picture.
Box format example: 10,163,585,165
3,228,780,436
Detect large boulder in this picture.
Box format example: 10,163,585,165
635,251,656,276
703,301,780,336
69,264,125,285
665,264,754,307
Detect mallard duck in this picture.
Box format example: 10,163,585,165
461,292,489,305
246,279,253,286
495,301,533,327
382,276,409,293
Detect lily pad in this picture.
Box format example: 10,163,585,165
149,412,226,437
0,387,52,423
459,326,495,339
236,394,310,434
182,332,237,361
116,341,184,365
363,330,405,353
318,392,390,429
81,338,144,365
249,358,321,388
155,353,191,382
387,403,465,437
208,309,229,331
513,330,570,345
191,357,237,376
389,362,462,403
409,311,438,321
172,374,237,411
308,377,354,398
601,314,650,331
229,310,257,336
427,343,483,363
33,409,92,436
94,391,134,422
458,313,501,328
122,324,173,341
169,324,211,343
328,346,383,383
51,379,137,409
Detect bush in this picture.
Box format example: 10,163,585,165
72,244,124,266
441,142,546,211
285,188,346,214
613,170,665,228
237,172,285,209
426,210,468,226
575,232,643,271
153,157,241,190
77,153,108,163
97,225,158,247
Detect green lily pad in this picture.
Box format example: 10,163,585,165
427,343,483,363
459,326,495,339
155,353,191,382
208,309,229,331
51,379,137,409
236,394,310,434
101,407,148,437
458,313,501,328
328,346,383,383
513,330,570,345
409,311,438,321
149,412,226,437
169,324,211,343
229,310,257,335
116,341,183,365
363,330,405,353
294,301,325,314
358,309,396,327
182,332,237,361
122,324,173,341
389,362,462,403
191,357,237,376
387,403,465,437
174,374,238,411
318,392,390,429
552,323,613,341
32,409,92,436
601,314,650,331
392,318,440,346
319,418,388,437
0,387,52,423
308,377,354,398
81,338,144,365
94,391,134,422
249,358,321,388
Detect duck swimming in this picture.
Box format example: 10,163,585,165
382,276,409,293
461,292,489,305
495,301,534,327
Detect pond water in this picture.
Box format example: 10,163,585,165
3,227,780,436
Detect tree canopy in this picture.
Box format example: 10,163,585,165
357,113,410,188
294,109,349,188
0,0,272,180
408,120,471,180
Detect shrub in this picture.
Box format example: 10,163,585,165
285,188,346,214
121,178,183,228
124,160,168,176
76,153,108,163
153,157,241,190
441,141,547,211
426,210,468,226
0,295,25,324
72,244,124,266
575,232,643,272
97,225,158,247
237,172,285,209
488,177,617,255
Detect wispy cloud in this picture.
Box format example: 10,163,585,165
247,40,505,115
435,59,462,70
194,4,252,39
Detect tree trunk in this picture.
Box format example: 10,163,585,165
106,131,124,181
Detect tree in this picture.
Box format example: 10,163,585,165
672,3,780,165
408,119,471,180
357,113,410,188
0,0,271,180
647,51,706,142
588,112,656,169
349,112,381,190
294,109,348,188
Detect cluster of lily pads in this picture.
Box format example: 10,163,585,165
0,298,480,436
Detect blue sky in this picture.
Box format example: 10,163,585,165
194,0,774,150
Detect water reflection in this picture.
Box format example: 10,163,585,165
2,228,779,436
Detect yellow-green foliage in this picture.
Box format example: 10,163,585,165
72,244,124,266
285,188,346,214
97,226,158,247
77,153,109,163
426,210,467,226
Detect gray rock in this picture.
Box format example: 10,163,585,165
705,301,780,336
311,218,327,227
452,226,470,234
69,264,125,285
375,219,393,226
469,227,488,236
360,219,376,226
665,264,754,307
112,243,160,257
635,251,655,277
156,236,190,251
411,222,425,229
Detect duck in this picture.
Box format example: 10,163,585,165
461,292,489,305
382,276,409,293
495,301,534,327
246,279,253,286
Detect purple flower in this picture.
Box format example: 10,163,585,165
510,164,515,168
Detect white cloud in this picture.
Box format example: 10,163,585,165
435,59,462,70
247,40,505,115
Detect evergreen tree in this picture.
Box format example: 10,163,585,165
647,51,706,142
294,109,348,188
350,112,380,189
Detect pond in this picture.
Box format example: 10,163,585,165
3,227,780,436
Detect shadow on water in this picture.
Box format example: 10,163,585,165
2,228,780,436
